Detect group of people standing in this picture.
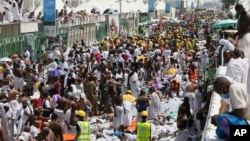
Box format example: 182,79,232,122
2,3,249,141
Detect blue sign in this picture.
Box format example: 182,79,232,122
148,0,155,12
176,0,181,9
191,2,194,9
43,0,56,26
165,3,171,13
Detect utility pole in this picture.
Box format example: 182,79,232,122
186,0,188,13
179,0,184,16
197,0,200,8
119,0,122,35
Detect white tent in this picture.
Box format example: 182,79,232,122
134,0,148,12
73,0,119,13
155,1,165,10
114,0,140,13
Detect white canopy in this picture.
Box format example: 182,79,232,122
73,0,147,14
114,0,141,13
155,1,165,10
73,0,119,13
134,0,148,12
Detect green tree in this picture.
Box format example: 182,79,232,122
221,0,237,10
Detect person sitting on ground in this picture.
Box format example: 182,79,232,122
103,104,114,120
170,79,180,97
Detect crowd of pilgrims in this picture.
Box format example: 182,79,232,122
0,11,223,141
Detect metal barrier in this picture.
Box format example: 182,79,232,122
0,32,47,61
0,35,26,58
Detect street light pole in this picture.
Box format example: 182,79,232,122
119,0,122,35
197,0,200,8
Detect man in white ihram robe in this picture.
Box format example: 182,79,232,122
3,0,13,23
123,91,135,129
114,104,124,131
223,40,248,84
123,100,133,128
5,102,16,140
128,71,140,98
148,88,161,120
178,50,186,70
11,0,20,21
0,103,12,141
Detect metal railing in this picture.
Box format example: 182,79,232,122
202,65,227,141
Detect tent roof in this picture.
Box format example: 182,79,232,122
73,0,145,13
73,0,119,13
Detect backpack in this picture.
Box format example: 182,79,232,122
216,114,249,139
